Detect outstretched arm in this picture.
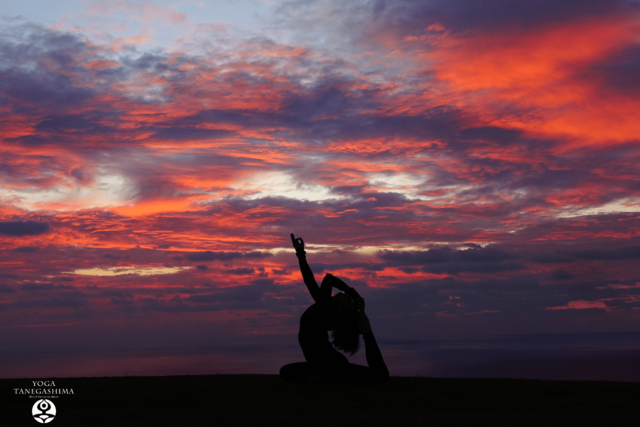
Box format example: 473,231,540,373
291,233,323,303
358,301,390,383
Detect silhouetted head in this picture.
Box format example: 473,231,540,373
330,292,361,356
320,274,361,355
332,292,358,313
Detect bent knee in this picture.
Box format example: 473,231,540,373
279,363,310,384
372,371,389,384
279,364,294,381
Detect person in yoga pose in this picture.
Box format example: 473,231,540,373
279,233,389,384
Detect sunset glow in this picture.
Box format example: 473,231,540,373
2,0,640,377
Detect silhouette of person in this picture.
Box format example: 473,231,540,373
279,234,389,384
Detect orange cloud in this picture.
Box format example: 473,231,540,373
422,14,640,147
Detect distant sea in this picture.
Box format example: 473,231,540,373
2,331,640,381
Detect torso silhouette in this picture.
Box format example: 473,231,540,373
298,301,349,371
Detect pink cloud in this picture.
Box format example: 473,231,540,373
546,300,610,311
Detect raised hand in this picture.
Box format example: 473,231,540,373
290,233,305,254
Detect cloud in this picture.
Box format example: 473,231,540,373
375,244,530,274
99,288,133,298
546,300,610,311
68,266,192,276
551,269,574,280
571,245,640,261
379,246,517,265
21,283,57,292
1,2,640,354
226,267,256,275
421,262,526,275
186,251,273,262
15,296,88,308
0,284,17,293
14,246,40,252
0,221,52,236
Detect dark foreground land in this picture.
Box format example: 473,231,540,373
3,375,639,426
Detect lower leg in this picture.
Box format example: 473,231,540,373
279,362,315,384
324,363,388,384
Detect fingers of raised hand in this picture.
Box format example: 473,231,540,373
290,234,304,251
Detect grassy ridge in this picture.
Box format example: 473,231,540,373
4,375,638,426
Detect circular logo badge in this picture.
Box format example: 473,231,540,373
32,399,56,424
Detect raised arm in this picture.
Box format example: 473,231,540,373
291,233,322,303
291,234,363,305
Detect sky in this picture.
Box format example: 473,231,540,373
2,0,640,377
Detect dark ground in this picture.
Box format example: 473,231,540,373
3,375,639,426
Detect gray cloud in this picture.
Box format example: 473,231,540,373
379,246,517,265
186,251,273,262
0,284,17,293
0,220,51,236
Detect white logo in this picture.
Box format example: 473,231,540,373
32,399,56,424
